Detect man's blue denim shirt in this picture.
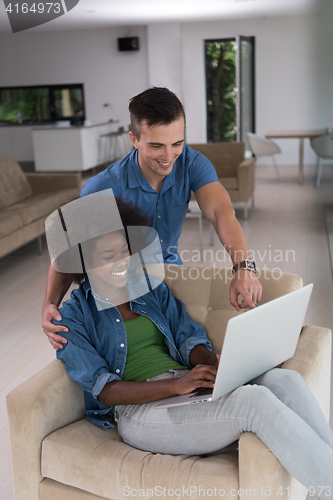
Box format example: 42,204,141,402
55,279,212,429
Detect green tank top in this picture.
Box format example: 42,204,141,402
122,315,187,382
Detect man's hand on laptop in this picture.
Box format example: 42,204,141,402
230,270,262,311
42,304,68,351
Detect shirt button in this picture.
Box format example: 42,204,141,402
116,369,120,373
160,239,164,243
120,343,125,348
116,319,120,323
157,215,161,219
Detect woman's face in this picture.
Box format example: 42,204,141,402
87,231,130,297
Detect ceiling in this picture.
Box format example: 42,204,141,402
0,0,331,33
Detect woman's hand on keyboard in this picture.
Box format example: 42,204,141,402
173,364,217,396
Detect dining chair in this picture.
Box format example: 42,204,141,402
310,134,333,187
247,133,281,180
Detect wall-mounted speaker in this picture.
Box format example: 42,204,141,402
118,37,140,52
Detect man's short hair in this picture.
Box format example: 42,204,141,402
129,87,186,139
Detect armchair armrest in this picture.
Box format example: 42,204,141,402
26,173,81,195
282,325,332,418
6,359,84,500
237,157,255,201
239,157,255,169
239,326,332,499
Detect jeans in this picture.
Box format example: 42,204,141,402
115,368,333,499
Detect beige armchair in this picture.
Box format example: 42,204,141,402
6,267,331,500
188,142,255,219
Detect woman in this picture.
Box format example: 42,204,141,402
49,195,333,499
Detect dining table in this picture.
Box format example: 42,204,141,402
265,129,326,184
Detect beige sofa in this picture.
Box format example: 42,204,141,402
6,266,332,500
0,157,81,259
188,142,255,219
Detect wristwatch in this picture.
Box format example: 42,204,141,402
232,259,257,275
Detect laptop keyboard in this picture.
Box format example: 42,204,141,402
189,387,213,398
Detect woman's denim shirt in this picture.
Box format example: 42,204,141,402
55,279,212,429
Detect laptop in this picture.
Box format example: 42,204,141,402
155,284,313,409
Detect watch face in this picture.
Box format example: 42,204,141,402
244,260,256,271
233,260,256,275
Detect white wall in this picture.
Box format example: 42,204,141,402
147,23,183,101
1,13,333,166
0,26,148,160
181,14,333,165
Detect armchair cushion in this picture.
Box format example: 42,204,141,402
187,143,255,212
164,266,303,353
219,177,238,190
42,414,239,500
188,143,245,178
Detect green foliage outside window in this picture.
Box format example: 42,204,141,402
0,88,50,123
206,40,237,143
0,84,84,124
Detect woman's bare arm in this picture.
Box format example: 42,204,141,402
98,363,218,407
98,346,219,407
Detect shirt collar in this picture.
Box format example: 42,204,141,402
82,279,146,305
127,150,154,192
127,149,184,193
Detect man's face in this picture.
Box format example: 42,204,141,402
129,117,185,188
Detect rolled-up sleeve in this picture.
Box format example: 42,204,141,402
92,372,120,399
56,339,121,399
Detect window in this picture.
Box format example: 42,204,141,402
205,39,237,143
205,36,255,150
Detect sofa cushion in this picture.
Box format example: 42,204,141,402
0,211,23,238
0,156,33,208
42,419,239,500
3,188,78,226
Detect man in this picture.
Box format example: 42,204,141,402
43,87,262,349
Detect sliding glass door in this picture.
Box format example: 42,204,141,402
205,36,255,149
236,36,255,150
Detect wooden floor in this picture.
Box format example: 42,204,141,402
1,163,333,499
